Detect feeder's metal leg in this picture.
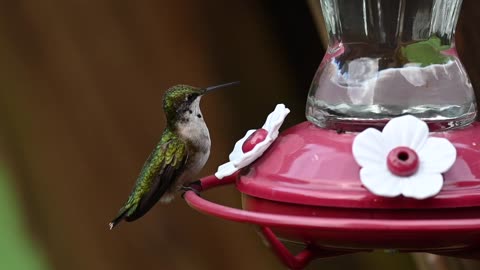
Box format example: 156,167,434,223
260,227,351,270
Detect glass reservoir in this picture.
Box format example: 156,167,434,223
306,0,477,131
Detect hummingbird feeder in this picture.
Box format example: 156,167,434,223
184,1,480,269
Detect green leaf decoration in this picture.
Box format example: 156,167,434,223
400,36,452,67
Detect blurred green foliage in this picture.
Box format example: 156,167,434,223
0,165,50,270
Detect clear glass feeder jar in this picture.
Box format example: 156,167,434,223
306,0,477,131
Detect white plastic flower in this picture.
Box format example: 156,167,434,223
215,104,290,179
352,115,457,199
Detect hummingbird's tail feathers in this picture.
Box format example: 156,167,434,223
109,208,129,230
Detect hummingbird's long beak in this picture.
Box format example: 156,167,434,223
204,81,240,94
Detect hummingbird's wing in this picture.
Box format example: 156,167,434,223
109,131,188,228
132,139,188,219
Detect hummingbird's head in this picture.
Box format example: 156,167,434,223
162,82,239,126
163,84,204,125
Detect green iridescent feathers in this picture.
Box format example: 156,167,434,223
126,129,186,209
109,129,187,228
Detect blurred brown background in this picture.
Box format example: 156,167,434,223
0,1,479,270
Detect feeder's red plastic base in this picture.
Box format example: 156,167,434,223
185,122,480,269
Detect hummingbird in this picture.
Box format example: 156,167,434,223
109,81,239,230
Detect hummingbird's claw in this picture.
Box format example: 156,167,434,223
180,180,203,198
189,180,203,191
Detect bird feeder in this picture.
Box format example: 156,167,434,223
184,1,480,269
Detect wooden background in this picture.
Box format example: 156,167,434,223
0,1,479,269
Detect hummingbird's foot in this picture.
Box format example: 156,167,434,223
189,180,203,192
180,180,202,198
